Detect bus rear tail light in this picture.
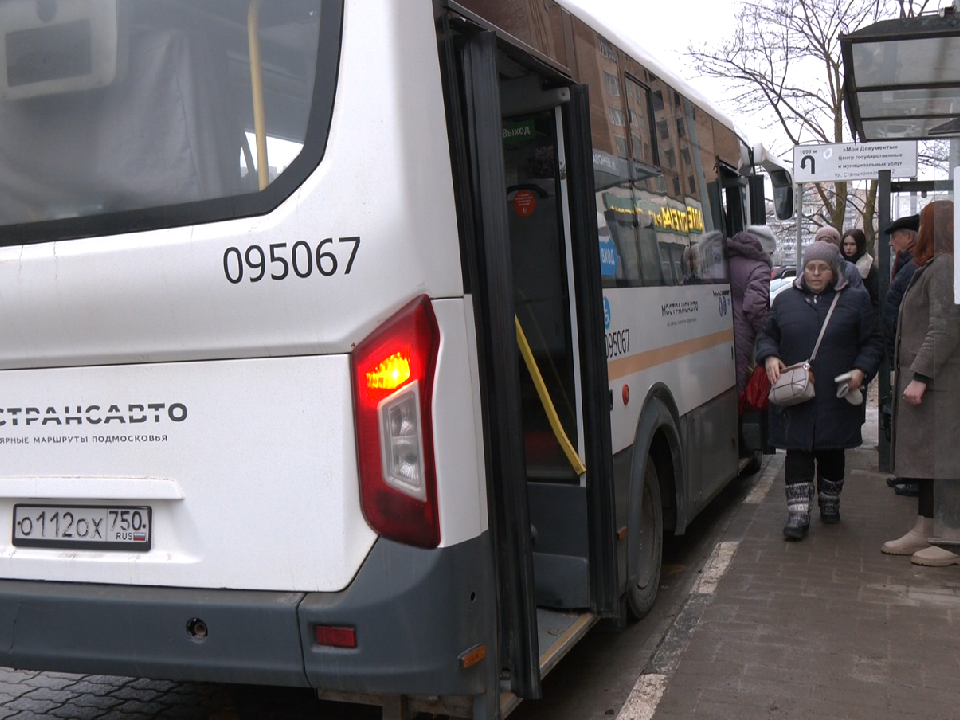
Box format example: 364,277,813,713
351,296,440,548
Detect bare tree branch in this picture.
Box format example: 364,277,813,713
685,0,946,254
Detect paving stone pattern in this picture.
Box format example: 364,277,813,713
0,671,375,719
654,446,960,720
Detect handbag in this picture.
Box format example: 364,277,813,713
768,293,840,407
740,364,771,413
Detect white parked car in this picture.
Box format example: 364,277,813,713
770,276,794,304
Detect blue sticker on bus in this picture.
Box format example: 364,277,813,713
603,297,611,330
598,236,618,277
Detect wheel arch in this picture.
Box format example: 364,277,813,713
625,385,686,592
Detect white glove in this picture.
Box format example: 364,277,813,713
835,372,864,406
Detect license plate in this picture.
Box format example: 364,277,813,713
12,505,152,551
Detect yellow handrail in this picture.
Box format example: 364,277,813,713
515,316,586,477
247,0,269,190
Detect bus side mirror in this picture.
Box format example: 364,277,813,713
769,169,794,221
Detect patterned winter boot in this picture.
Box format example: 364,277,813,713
818,477,844,523
783,481,813,541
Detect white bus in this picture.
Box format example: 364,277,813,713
0,1,792,718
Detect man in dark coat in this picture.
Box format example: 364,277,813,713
880,214,920,361
757,241,883,540
878,214,919,495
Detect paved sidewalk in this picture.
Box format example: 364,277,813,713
652,415,960,720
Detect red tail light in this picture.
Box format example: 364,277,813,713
315,625,357,649
351,296,441,548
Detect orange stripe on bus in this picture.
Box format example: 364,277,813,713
607,328,734,381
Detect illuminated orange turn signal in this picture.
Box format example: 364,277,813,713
366,353,411,391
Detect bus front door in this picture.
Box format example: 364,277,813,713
446,24,618,706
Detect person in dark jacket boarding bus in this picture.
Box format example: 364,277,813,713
756,241,883,540
882,201,960,566
725,230,771,395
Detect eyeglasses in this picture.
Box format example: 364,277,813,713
805,264,832,276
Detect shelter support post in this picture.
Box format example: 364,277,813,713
795,183,803,265
951,139,959,185
877,170,891,473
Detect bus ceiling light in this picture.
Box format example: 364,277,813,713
351,296,441,548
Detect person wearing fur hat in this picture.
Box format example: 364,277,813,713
813,225,865,290
756,241,883,540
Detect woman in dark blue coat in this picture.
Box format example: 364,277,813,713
756,241,883,540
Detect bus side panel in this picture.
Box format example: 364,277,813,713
432,298,489,546
605,285,737,454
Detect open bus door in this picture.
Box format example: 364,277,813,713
709,165,775,469
452,28,542,703
439,15,618,710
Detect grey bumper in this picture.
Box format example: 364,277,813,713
0,532,495,695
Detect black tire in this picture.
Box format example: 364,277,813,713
626,458,663,621
743,449,763,475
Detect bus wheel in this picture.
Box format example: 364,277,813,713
743,450,763,475
627,458,663,621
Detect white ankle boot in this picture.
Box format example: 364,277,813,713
881,516,933,555
911,545,960,566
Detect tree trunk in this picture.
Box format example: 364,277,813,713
831,182,848,232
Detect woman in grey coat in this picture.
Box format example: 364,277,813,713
882,201,960,565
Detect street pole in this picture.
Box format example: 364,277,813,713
795,183,803,266
878,170,892,473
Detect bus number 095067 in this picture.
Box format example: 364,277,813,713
223,237,360,285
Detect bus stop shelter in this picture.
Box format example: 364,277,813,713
841,3,960,545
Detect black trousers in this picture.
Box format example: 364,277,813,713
903,479,935,519
784,449,845,486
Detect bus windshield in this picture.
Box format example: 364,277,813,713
0,0,333,227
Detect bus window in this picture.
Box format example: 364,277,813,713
698,231,729,283
649,80,684,202
624,76,654,167
598,222,621,289
675,95,699,199
594,152,644,289
0,0,329,229
637,219,664,287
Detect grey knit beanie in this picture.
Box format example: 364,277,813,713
803,241,842,275
813,226,842,247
